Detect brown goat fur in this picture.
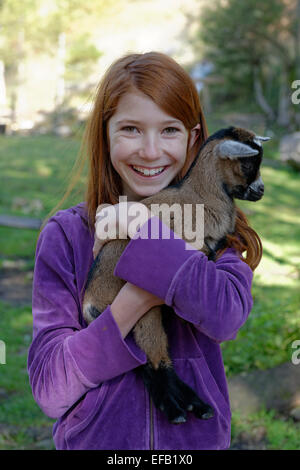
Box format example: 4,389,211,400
83,127,267,371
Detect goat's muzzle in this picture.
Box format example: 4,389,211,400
246,177,264,201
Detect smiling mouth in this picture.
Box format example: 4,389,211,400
130,165,168,177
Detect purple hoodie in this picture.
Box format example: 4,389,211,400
27,202,253,450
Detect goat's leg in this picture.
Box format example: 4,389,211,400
133,307,171,369
134,307,214,424
83,240,128,323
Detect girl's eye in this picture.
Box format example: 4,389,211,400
122,126,138,133
164,127,179,134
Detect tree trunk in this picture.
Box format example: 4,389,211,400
277,69,291,128
296,0,300,79
253,66,275,122
55,32,66,109
53,32,66,132
0,60,7,112
201,83,212,114
10,30,26,126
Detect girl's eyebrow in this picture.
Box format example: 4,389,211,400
115,119,183,126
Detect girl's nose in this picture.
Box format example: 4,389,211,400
139,134,161,161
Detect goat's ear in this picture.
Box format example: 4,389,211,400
254,135,271,147
216,140,259,160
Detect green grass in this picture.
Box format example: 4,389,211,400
231,408,300,450
0,131,299,449
0,301,55,449
221,162,300,376
0,135,81,448
0,134,83,262
0,135,82,213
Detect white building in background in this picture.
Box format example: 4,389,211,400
190,61,214,94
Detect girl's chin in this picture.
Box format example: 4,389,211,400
133,180,170,195
124,184,167,201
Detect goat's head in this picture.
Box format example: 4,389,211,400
208,127,270,201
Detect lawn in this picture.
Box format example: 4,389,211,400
0,130,299,449
221,162,300,376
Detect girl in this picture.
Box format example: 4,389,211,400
28,52,261,450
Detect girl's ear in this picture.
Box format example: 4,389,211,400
189,123,201,149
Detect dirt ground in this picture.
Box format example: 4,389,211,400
0,266,33,306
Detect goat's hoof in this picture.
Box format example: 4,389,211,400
175,378,214,421
201,409,215,420
138,363,214,424
171,415,187,425
159,399,187,424
167,370,214,422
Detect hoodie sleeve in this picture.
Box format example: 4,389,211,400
28,218,146,419
114,216,253,343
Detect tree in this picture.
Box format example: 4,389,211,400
0,0,41,119
188,0,300,129
0,0,124,123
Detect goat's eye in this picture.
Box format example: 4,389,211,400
241,161,253,171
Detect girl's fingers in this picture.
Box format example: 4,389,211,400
93,238,105,259
95,204,115,222
94,202,153,246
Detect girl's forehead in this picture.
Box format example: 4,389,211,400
110,90,183,126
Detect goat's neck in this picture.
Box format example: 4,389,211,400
187,154,232,210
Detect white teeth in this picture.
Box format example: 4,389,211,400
132,166,165,176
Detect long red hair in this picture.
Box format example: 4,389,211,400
42,52,262,270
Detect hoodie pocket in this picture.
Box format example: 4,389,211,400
65,383,109,448
173,356,231,422
154,357,231,450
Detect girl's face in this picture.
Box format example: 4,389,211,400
108,90,199,201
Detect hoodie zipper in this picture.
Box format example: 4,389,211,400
149,395,154,450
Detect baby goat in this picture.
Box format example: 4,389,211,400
82,126,268,424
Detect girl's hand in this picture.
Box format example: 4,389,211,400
111,281,164,338
93,201,152,259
